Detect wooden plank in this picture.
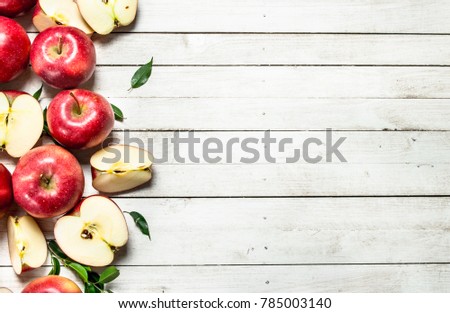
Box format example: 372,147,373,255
105,98,450,131
1,131,449,197
1,197,450,265
26,34,450,66
78,131,450,165
18,0,450,33
4,66,450,99
1,264,450,292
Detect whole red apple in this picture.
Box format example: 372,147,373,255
0,164,13,219
47,89,114,149
30,26,96,89
0,0,36,17
12,145,85,219
0,17,30,83
22,276,82,293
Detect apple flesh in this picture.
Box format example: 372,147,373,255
55,195,128,267
91,144,152,193
0,17,30,83
77,0,138,35
33,0,93,36
47,89,114,149
30,26,96,89
0,0,36,17
12,145,85,219
0,91,44,158
0,164,13,219
7,216,47,275
22,276,82,293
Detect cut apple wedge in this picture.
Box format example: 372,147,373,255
77,0,138,35
91,144,152,193
33,0,93,36
54,196,128,267
0,92,44,158
7,216,48,275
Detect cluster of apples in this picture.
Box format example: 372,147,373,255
0,0,152,293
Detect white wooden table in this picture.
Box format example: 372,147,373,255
1,0,450,292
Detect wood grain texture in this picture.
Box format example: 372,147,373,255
1,198,450,267
2,264,450,293
104,98,450,131
4,66,450,99
18,0,450,33
28,34,450,66
0,131,449,197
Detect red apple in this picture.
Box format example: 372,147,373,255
12,145,85,219
0,164,12,219
47,89,114,149
22,276,82,293
0,17,30,83
30,26,96,89
0,0,36,17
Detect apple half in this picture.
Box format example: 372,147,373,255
0,92,44,158
77,0,138,35
7,216,48,275
54,196,128,267
91,144,152,193
33,0,93,36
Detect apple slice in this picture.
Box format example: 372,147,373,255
54,196,128,267
0,288,13,293
91,144,152,193
77,0,138,35
0,92,44,158
7,216,48,275
33,0,93,36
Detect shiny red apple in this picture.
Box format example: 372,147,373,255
30,26,96,89
47,89,114,149
12,145,85,218
0,17,30,83
22,276,82,293
0,0,36,17
0,164,13,219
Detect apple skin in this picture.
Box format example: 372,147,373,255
0,0,36,17
12,145,85,219
0,17,30,83
47,89,114,149
30,26,96,89
1,90,26,102
22,276,82,293
0,164,13,219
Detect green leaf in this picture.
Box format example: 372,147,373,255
98,266,120,284
48,256,60,276
33,84,43,100
130,57,153,90
84,283,100,293
106,290,114,293
43,108,49,135
110,103,124,121
67,263,89,283
48,240,68,260
88,271,104,290
125,211,151,240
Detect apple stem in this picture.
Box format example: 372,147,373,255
70,92,82,115
39,174,53,188
57,36,63,55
